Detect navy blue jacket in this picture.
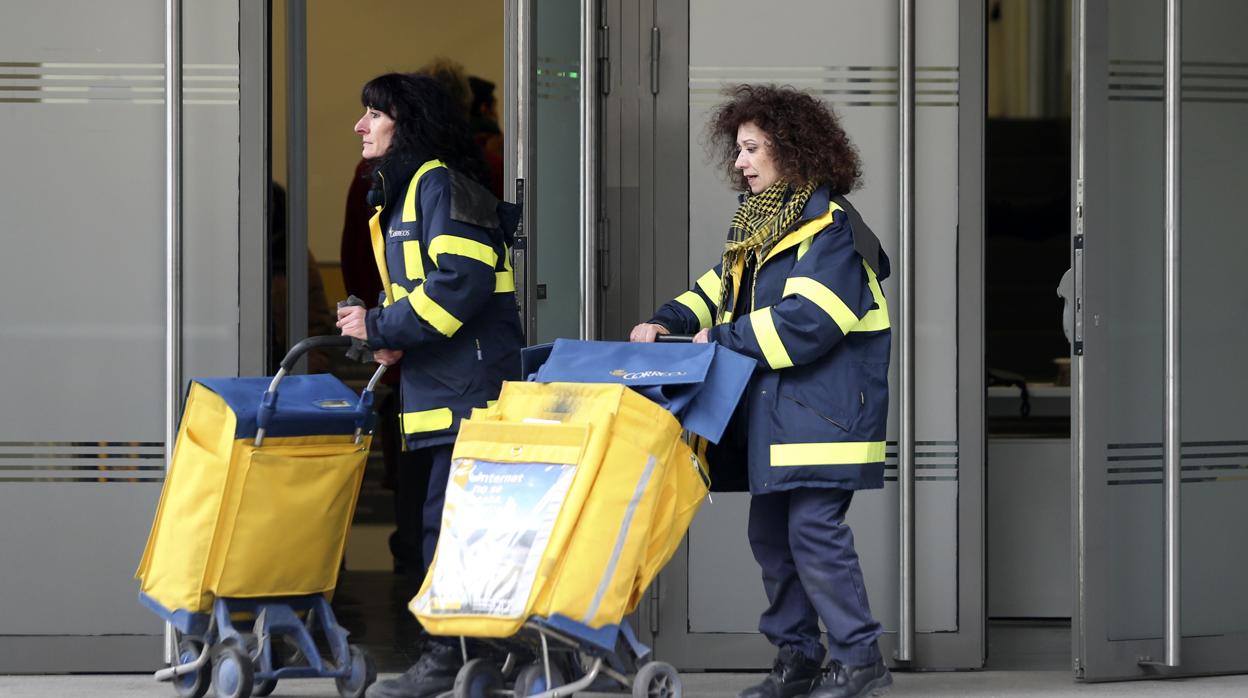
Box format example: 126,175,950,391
365,159,524,449
650,187,891,493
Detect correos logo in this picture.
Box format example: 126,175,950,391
609,368,688,380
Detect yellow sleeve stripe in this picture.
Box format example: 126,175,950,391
389,283,409,304
694,269,722,309
403,240,426,282
401,159,447,223
495,271,516,293
852,262,892,333
401,407,454,434
749,308,793,369
428,235,498,269
770,441,886,466
407,285,463,337
674,291,713,329
783,276,858,336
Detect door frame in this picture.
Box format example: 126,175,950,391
644,0,985,671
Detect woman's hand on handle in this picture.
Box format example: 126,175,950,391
629,322,670,343
692,328,711,344
336,305,368,342
373,349,403,366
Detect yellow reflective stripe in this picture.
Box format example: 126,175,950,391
494,245,515,293
796,237,812,261
401,159,447,223
674,291,713,329
770,441,886,467
369,211,394,304
407,285,462,337
694,269,722,309
783,276,858,336
762,201,844,266
390,283,409,303
428,235,498,269
852,262,891,333
402,240,426,282
401,407,454,434
722,311,734,323
749,308,792,369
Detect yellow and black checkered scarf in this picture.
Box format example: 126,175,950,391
718,180,815,319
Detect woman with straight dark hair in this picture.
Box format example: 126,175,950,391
631,84,893,698
336,72,523,698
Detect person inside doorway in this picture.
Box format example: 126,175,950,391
630,84,893,698
336,72,524,698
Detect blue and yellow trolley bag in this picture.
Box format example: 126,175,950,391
410,339,753,698
136,336,384,698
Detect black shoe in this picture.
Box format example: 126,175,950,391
738,646,825,698
366,642,463,698
808,658,892,698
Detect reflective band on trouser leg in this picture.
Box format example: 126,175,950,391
407,286,463,337
428,235,498,269
674,291,712,329
695,269,722,306
853,262,891,332
749,308,793,369
782,276,858,336
402,407,454,434
403,240,426,282
769,441,887,466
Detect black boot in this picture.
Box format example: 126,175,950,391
366,641,462,698
738,646,825,698
808,658,892,698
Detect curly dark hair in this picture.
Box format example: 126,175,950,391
708,84,862,195
360,72,490,187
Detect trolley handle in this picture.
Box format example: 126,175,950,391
655,334,695,343
256,335,389,446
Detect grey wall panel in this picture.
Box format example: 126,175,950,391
0,485,164,635
0,0,241,671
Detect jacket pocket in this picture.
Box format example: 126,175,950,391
415,338,478,396
775,360,861,438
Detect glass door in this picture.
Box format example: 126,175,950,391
1072,0,1248,681
507,0,599,343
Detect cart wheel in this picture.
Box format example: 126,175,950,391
172,638,211,698
453,658,505,698
632,661,681,698
513,661,567,696
212,643,255,698
252,678,277,697
335,645,376,698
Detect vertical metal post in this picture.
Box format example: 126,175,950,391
579,0,598,339
1162,0,1182,669
163,0,183,664
286,0,309,372
896,0,916,664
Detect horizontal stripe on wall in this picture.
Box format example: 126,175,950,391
0,60,238,105
0,442,166,482
1108,59,1248,104
1105,440,1248,485
691,65,959,107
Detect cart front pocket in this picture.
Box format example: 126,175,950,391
212,442,367,599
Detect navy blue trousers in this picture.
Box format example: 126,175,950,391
419,444,455,571
747,487,882,666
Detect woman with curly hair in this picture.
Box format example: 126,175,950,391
631,84,893,698
336,72,524,698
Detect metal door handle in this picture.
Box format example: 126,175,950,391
896,0,916,664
